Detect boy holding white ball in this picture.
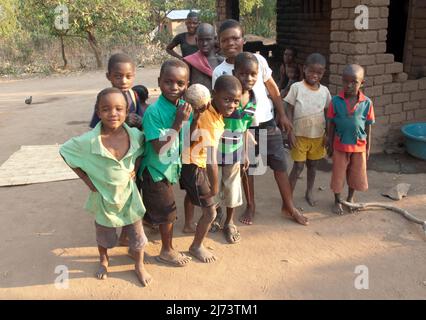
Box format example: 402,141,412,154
180,75,242,262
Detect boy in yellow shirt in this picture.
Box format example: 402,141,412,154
180,75,242,262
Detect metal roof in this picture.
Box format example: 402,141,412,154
166,9,200,21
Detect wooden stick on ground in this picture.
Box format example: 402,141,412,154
340,200,426,236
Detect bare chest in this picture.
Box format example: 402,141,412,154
101,134,130,161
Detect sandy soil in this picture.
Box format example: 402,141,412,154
0,68,426,300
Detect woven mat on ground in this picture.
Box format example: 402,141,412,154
0,145,78,186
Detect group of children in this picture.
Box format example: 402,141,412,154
59,18,374,287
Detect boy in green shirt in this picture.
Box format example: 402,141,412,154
139,60,193,267
60,87,152,286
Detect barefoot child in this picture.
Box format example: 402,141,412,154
327,64,375,214
139,59,193,267
89,53,144,130
212,19,308,226
210,52,258,244
180,75,241,262
60,88,152,286
183,23,224,90
181,23,224,234
285,53,331,207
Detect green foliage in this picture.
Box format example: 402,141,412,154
0,0,21,39
240,0,276,38
1,0,278,76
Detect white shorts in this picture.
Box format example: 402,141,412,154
219,162,243,208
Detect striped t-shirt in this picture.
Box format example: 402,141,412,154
219,91,257,165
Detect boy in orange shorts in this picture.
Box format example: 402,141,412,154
327,64,375,214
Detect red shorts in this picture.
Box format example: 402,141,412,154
330,150,368,194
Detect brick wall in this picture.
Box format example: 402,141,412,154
404,0,426,79
329,0,426,153
276,0,332,83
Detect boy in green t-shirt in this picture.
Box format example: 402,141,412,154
139,59,193,267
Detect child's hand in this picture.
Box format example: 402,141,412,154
127,113,142,128
192,101,210,121
199,185,218,199
243,155,250,172
288,132,297,149
277,114,293,133
176,102,192,124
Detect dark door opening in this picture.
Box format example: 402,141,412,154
386,0,409,62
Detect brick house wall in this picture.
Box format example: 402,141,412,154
216,0,426,153
328,0,426,152
276,0,332,84
404,0,426,79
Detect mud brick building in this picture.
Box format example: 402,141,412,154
216,0,426,153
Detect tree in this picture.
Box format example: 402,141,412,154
0,0,20,39
25,0,151,69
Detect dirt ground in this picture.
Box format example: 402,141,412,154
1,68,426,300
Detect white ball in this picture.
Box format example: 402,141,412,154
185,84,211,110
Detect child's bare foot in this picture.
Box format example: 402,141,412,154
239,207,255,225
96,262,108,280
305,190,316,207
333,202,344,215
344,197,357,213
127,249,154,264
189,244,216,263
283,207,309,226
156,250,192,267
183,223,196,234
135,265,153,287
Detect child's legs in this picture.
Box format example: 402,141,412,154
97,246,108,265
94,222,117,279
289,136,308,192
95,221,118,251
242,171,255,210
273,169,294,212
123,219,148,255
347,152,368,192
141,170,177,253
123,220,152,286
289,161,305,192
224,207,235,225
221,163,242,224
330,150,350,194
183,194,196,232
305,136,326,193
240,170,255,225
158,223,174,252
192,205,216,249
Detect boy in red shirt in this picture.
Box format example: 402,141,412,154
327,64,375,214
